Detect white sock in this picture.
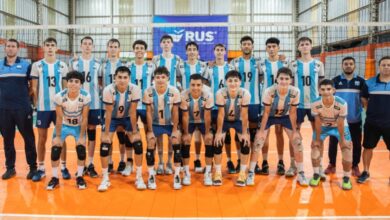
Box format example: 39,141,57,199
38,162,45,171
215,164,221,173
136,166,142,177
52,167,59,178
343,171,351,177
102,168,109,179
314,167,320,174
240,165,247,172
249,162,256,172
60,161,66,170
77,166,84,177
205,165,212,173
174,167,181,176
290,158,295,167
148,167,155,176
297,162,304,173
184,165,190,175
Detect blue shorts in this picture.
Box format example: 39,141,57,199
108,117,132,132
266,116,292,130
53,124,82,143
36,111,56,128
188,123,206,135
100,109,106,125
248,104,261,123
88,109,101,126
152,124,173,137
297,108,314,124
313,126,352,142
137,109,147,124
211,109,219,124
222,121,242,134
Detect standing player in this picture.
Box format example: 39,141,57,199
143,66,182,189
214,70,251,186
99,66,143,191
69,36,101,178
31,37,69,181
181,74,214,186
310,79,352,190
46,71,90,190
289,37,325,178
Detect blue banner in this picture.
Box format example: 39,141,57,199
153,15,228,61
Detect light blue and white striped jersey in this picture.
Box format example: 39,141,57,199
311,96,348,127
128,61,156,110
152,54,181,88
262,85,300,117
177,60,207,91
69,56,101,110
180,86,214,124
290,59,325,109
31,59,68,111
54,89,91,127
102,83,141,119
215,87,251,121
202,62,234,105
230,56,262,104
98,59,128,87
260,58,289,91
142,85,181,126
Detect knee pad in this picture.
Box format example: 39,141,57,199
205,145,214,158
225,131,231,144
214,144,223,155
51,146,62,161
181,144,190,159
240,141,250,155
133,141,143,155
341,144,352,163
249,128,257,143
146,149,155,166
125,135,132,149
76,144,86,160
173,144,182,163
100,142,111,157
87,129,96,141
116,131,125,145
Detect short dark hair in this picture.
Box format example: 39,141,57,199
240,36,254,44
107,38,120,47
276,67,293,78
319,79,334,87
225,70,241,81
297,36,312,45
190,73,203,81
342,56,355,64
379,56,390,65
265,37,280,46
154,66,170,77
160,35,173,43
66,71,84,84
6,38,19,48
214,43,226,50
81,36,94,44
115,66,131,77
132,39,148,50
186,41,199,50
44,37,57,45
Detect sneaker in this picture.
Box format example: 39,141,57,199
182,173,191,186
156,163,164,175
173,175,182,190
352,166,361,177
98,178,111,192
74,167,87,177
76,176,87,189
27,168,37,180
46,177,59,190
165,163,173,175
324,164,336,175
309,173,321,187
32,170,45,182
108,163,114,173
254,163,261,175
277,160,285,176
2,168,16,180
342,176,352,190
194,159,203,173
236,171,246,187
213,171,223,186
117,161,126,173
235,160,241,173
148,174,157,190
121,164,133,176
285,165,297,177
227,160,236,174
246,171,255,186
61,168,71,180
259,160,269,175
135,176,147,190
87,164,98,178
319,165,326,181
297,171,308,186
357,171,370,184
204,172,213,186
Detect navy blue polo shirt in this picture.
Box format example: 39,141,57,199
0,57,32,109
362,74,390,127
332,73,366,123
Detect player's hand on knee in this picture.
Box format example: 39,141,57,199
171,130,181,142
182,133,191,144
241,132,250,146
101,133,111,144
53,137,61,147
214,132,225,147
146,131,155,141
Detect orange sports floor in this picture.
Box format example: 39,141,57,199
0,123,389,220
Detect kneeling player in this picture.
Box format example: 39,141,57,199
46,71,90,190
253,67,308,186
310,79,353,190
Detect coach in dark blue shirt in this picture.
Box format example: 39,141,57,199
0,39,37,179
325,57,366,177
358,56,390,184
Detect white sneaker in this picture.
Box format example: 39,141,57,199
156,163,164,175
121,164,133,176
297,171,308,186
246,171,255,186
182,173,191,186
135,176,147,190
148,174,157,190
98,178,111,192
204,172,213,186
165,163,173,175
285,166,297,177
173,175,182,190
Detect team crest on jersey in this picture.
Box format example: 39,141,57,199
339,81,343,85
167,93,174,97
334,105,340,110
78,98,84,102
316,105,322,109
62,97,68,102
16,65,22,69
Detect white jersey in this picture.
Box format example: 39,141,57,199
69,56,101,110
98,59,128,87
311,96,348,127
152,54,181,88
262,85,300,117
54,89,91,127
215,87,251,121
259,58,289,91
177,60,207,91
128,61,156,110
202,62,234,103
102,83,141,119
180,87,214,124
31,59,68,111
